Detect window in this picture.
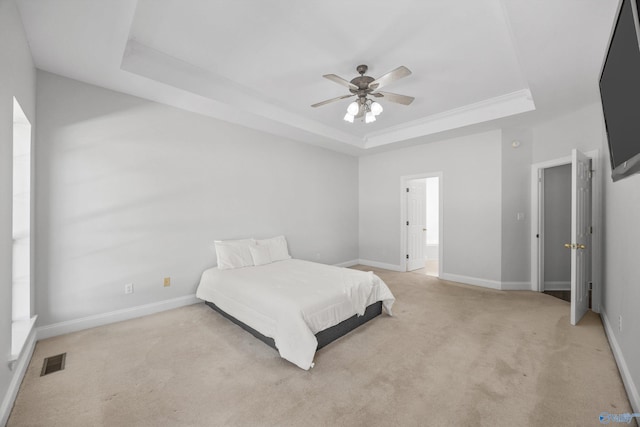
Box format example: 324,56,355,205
11,97,35,360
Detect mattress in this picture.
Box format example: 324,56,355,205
196,259,395,369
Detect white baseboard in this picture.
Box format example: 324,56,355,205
439,273,502,290
601,310,640,413
544,281,570,291
357,265,531,291
36,294,200,340
501,281,532,291
1,326,37,427
438,274,530,291
357,259,404,272
334,259,359,268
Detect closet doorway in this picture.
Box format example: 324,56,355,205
542,164,572,301
530,149,601,325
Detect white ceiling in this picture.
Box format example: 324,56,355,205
16,0,618,155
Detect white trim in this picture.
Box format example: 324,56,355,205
439,273,502,290
358,265,530,291
364,89,535,149
543,281,571,291
601,311,640,413
530,166,540,292
530,150,602,313
501,281,532,291
590,150,603,313
439,274,530,291
531,155,571,292
532,167,544,292
36,294,200,340
122,40,365,151
1,326,37,427
333,259,359,268
357,259,404,272
10,315,37,361
400,172,444,274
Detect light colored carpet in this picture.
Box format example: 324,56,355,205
8,266,635,427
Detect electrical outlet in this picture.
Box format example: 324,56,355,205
619,315,622,332
163,277,171,287
125,283,134,294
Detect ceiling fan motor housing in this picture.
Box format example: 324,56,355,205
350,64,376,97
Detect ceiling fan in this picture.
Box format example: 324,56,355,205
311,64,415,123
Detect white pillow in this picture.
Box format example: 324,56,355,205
256,235,291,262
214,239,255,270
249,244,272,266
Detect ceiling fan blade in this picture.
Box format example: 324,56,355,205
368,66,412,90
311,94,354,108
323,74,358,90
372,91,415,105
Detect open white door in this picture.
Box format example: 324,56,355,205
570,149,591,325
407,179,427,271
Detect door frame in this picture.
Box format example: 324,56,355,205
530,149,602,313
400,172,444,273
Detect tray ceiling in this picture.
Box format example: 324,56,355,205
17,0,617,155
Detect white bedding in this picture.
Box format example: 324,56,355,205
195,259,395,370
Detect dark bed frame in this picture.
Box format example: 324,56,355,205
205,300,383,351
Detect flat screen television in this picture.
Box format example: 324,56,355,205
600,0,640,181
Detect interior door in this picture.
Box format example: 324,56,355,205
570,149,591,325
407,179,427,271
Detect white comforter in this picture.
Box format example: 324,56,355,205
196,259,395,370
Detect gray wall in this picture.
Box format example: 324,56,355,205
359,127,535,287
35,71,359,326
501,128,533,284
543,164,571,288
359,130,503,282
0,0,36,421
602,141,640,412
532,103,605,163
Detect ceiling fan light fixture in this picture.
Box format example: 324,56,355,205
365,111,376,124
311,64,413,124
346,101,359,116
371,101,383,116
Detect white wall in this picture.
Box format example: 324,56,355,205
0,0,36,424
35,71,359,327
543,164,571,288
359,130,503,282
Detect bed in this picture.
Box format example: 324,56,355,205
196,257,395,370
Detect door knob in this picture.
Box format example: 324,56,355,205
564,243,575,249
577,244,586,249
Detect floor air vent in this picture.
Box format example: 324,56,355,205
41,353,66,376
